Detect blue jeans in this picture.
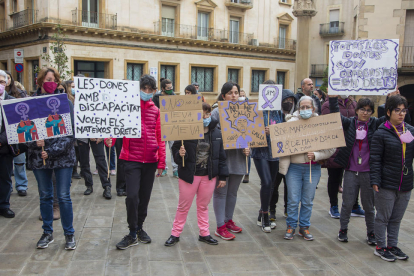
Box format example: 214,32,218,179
105,146,116,170
13,153,28,191
253,158,279,211
33,167,75,235
286,163,321,228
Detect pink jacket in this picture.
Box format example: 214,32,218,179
105,99,166,170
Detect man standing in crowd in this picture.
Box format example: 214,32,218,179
295,78,321,115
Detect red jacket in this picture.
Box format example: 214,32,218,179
105,99,166,170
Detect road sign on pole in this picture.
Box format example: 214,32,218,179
15,64,24,73
14,49,24,64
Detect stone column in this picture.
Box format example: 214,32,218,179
293,0,317,92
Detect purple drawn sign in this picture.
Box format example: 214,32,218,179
258,84,282,111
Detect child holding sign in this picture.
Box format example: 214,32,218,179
165,103,229,247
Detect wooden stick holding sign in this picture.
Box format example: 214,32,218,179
182,140,185,167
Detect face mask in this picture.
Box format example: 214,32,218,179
71,88,75,95
356,128,367,140
300,109,313,119
165,89,173,95
400,130,414,143
140,90,153,102
239,97,246,101
0,84,5,96
340,95,348,99
203,117,211,127
43,82,58,94
282,102,293,112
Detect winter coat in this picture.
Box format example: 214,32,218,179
295,92,322,115
321,97,357,169
0,92,15,155
329,97,386,169
105,99,166,170
370,122,414,192
172,118,229,184
278,111,336,175
27,88,76,169
153,91,176,109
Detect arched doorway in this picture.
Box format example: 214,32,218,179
399,84,414,122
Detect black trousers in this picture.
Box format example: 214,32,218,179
327,168,359,209
270,172,287,212
115,138,126,192
78,140,111,188
0,154,13,209
73,145,80,174
124,161,158,231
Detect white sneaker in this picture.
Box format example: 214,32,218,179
110,170,116,176
92,169,98,175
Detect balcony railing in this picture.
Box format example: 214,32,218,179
72,8,117,30
10,9,38,29
319,22,345,36
153,21,254,45
310,64,327,77
273,37,296,50
402,46,414,67
225,0,254,10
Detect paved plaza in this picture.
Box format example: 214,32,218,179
1,155,414,276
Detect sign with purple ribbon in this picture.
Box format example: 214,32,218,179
258,84,282,111
1,94,72,144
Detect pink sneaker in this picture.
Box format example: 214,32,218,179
215,225,235,240
226,220,242,233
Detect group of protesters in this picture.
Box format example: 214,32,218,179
0,67,411,262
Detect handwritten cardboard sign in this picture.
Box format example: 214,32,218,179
258,84,282,111
74,77,141,138
160,95,204,141
1,94,73,144
218,100,267,149
328,39,399,95
269,113,346,158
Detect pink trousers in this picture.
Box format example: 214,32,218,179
171,176,217,237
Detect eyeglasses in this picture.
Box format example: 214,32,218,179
359,108,373,115
394,108,408,115
299,105,312,110
0,80,6,85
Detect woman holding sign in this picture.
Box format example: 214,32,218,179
211,82,250,241
164,102,228,246
279,96,335,241
105,74,166,250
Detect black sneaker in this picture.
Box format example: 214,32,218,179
367,231,376,245
269,211,276,221
17,190,27,196
198,235,218,245
374,247,397,262
256,212,271,233
137,229,151,244
65,234,76,250
103,186,112,199
37,233,54,249
338,229,348,242
0,208,15,218
165,235,180,247
116,235,138,250
72,172,81,179
389,246,409,260
84,186,93,195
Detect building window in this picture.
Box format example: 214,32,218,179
329,9,340,33
82,0,99,28
160,65,176,88
231,0,240,3
280,0,287,3
32,60,39,91
279,25,287,49
228,68,239,84
230,18,240,44
197,12,209,40
191,67,214,92
251,70,266,92
162,6,175,37
127,63,143,81
277,71,286,88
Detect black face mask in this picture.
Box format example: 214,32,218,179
282,102,293,112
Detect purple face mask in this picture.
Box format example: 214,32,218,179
356,128,367,140
0,84,5,96
400,130,414,143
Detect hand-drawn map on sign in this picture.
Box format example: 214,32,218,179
258,84,282,111
328,39,399,95
1,94,73,144
218,100,267,150
160,95,203,141
74,77,141,138
269,113,346,158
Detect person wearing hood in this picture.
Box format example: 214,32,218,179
152,79,178,178
295,78,321,115
165,102,229,246
279,96,335,241
269,89,297,220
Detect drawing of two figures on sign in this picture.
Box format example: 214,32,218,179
17,119,38,142
45,113,66,136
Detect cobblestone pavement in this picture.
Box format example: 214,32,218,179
1,155,414,276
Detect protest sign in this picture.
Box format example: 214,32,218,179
74,77,141,138
218,100,267,150
328,39,399,95
269,113,345,158
258,84,282,111
160,95,203,141
1,94,72,144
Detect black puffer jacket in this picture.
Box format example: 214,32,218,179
329,98,386,168
370,122,414,192
172,118,228,184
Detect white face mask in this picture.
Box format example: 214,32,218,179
340,95,348,99
239,97,246,101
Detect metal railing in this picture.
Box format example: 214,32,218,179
225,0,254,8
72,8,117,30
10,9,38,29
153,21,254,45
310,64,327,77
319,22,345,36
273,37,297,50
402,46,414,67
